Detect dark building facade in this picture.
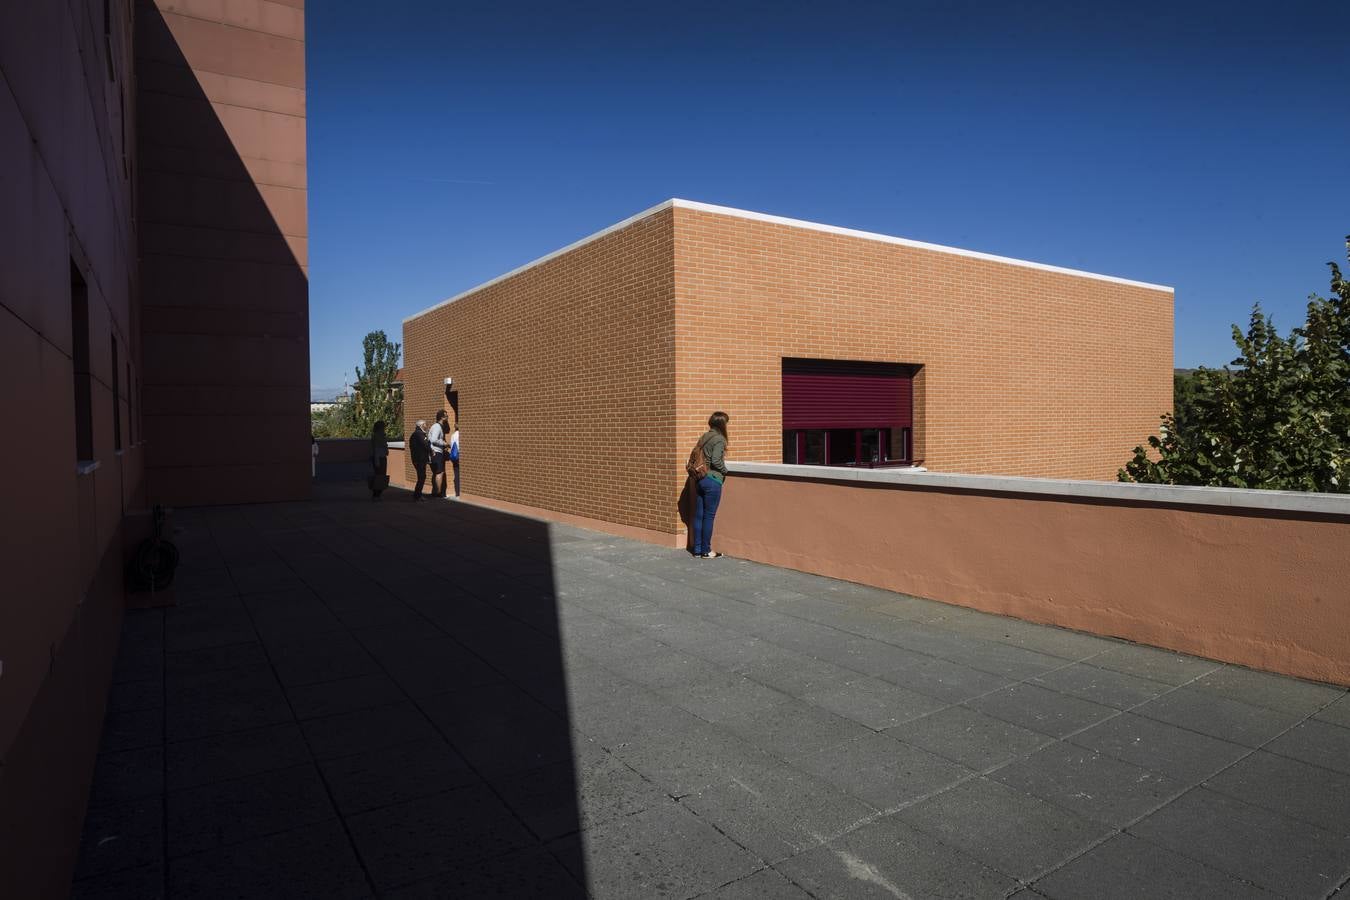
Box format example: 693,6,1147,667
0,1,307,894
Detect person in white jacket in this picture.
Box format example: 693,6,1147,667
427,409,449,498
449,424,461,498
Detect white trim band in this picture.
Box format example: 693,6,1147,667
727,461,1350,518
404,199,1173,324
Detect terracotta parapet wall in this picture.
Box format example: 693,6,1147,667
716,463,1350,685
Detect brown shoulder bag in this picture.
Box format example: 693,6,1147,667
685,434,710,480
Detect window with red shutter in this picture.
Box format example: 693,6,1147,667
781,359,918,467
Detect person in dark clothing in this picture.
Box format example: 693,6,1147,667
693,411,729,559
369,421,389,500
410,419,430,500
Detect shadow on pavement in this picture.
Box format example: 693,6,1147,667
73,482,587,897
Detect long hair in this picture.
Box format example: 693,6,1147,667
708,410,729,444
373,421,386,438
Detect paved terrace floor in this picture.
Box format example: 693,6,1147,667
74,483,1350,899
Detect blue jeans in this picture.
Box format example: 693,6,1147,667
693,476,723,555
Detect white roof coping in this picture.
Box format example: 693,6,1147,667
727,461,1350,518
403,199,1173,323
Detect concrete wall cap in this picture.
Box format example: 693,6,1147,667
404,198,1173,324
726,461,1350,517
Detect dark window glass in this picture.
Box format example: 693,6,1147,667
802,430,825,465
861,429,881,463
892,428,911,462
71,263,93,462
827,430,857,465
782,431,797,464
111,336,121,451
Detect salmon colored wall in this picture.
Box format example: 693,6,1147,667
137,0,310,506
388,446,409,488
716,473,1350,685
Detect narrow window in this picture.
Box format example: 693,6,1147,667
72,263,94,462
104,0,116,81
127,362,134,445
111,336,122,452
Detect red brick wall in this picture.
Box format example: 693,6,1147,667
404,202,1172,538
403,210,676,533
672,206,1173,524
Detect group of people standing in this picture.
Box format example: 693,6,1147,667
409,409,460,501
366,407,729,561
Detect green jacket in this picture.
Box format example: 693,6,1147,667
701,430,727,482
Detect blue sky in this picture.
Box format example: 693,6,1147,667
306,0,1349,396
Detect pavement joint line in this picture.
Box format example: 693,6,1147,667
266,501,593,895
117,491,1350,897
1015,672,1347,895
223,512,383,899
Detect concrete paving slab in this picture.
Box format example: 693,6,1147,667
69,863,165,900
74,797,164,881
1315,695,1350,728
89,747,165,807
96,707,166,754
1088,643,1222,685
1032,832,1276,900
1265,717,1350,776
299,700,440,761
801,676,947,730
1202,749,1350,832
894,777,1112,880
78,484,1350,897
700,868,814,899
165,722,311,792
382,845,584,899
1188,665,1347,715
345,783,537,891
888,706,1053,771
1065,712,1250,783
283,672,408,720
964,682,1117,739
1027,662,1172,710
166,820,370,900
680,755,873,861
794,730,971,811
165,764,335,858
317,738,477,817
494,739,667,839
1133,687,1304,747
877,654,1014,704
775,812,1019,899
548,801,760,900
1128,787,1350,897
718,698,875,765
989,742,1180,826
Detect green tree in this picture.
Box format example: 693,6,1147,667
1120,238,1350,492
321,332,403,440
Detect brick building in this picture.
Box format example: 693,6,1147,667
401,200,1172,544
0,1,307,893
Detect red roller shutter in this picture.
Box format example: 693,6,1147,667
782,360,913,429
